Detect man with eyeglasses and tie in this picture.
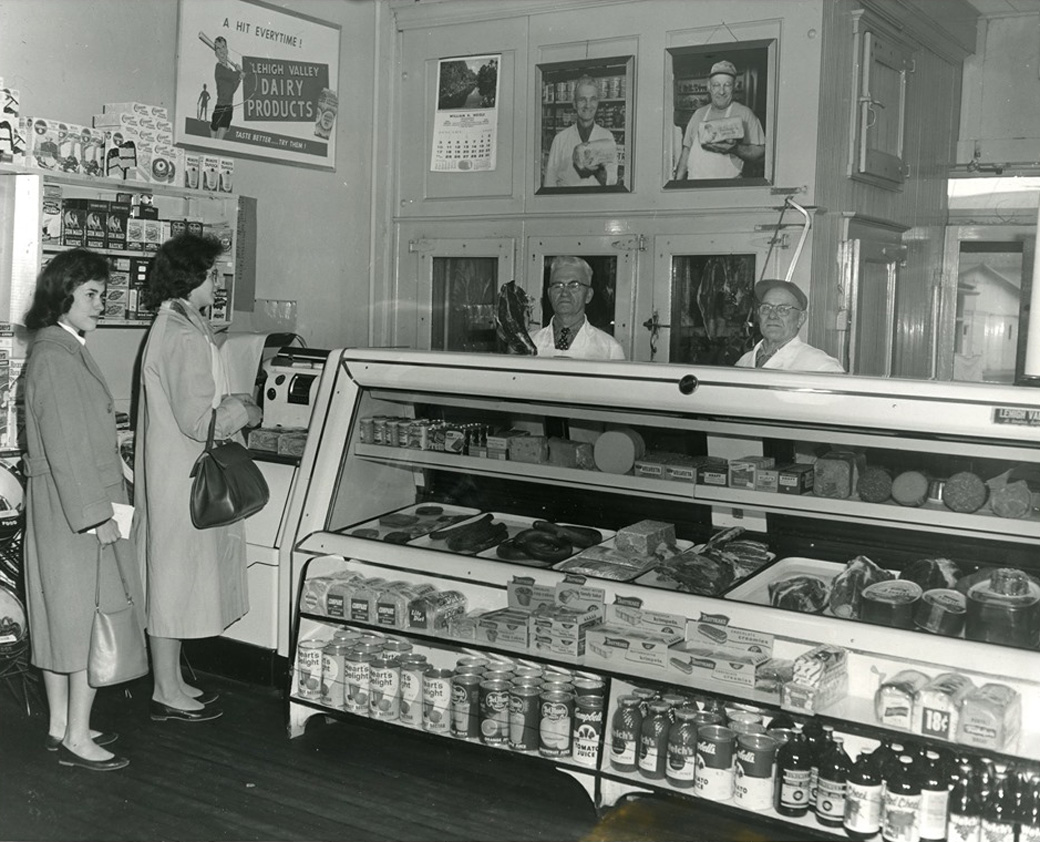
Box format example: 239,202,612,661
735,279,844,372
529,256,625,359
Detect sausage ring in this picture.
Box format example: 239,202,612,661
514,529,572,563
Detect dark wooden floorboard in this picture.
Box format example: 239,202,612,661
1,670,827,842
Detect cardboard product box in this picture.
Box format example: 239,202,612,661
103,101,159,118
142,219,162,253
28,117,64,171
755,468,779,493
729,456,776,490
57,123,87,175
605,600,685,638
633,451,672,480
84,200,109,250
102,287,128,321
149,143,179,185
697,461,730,486
80,126,107,177
41,184,63,245
486,429,529,452
202,155,221,192
5,357,24,452
528,604,601,640
125,217,145,252
0,106,27,165
532,629,586,659
778,463,815,495
185,152,202,190
476,609,530,650
219,157,234,193
446,612,481,642
667,642,769,688
686,617,774,657
585,626,683,671
61,199,88,247
507,578,556,612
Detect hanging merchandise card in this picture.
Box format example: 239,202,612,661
430,54,499,173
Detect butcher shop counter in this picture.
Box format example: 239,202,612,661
281,350,1040,826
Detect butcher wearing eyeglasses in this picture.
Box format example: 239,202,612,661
735,279,844,373
529,256,626,360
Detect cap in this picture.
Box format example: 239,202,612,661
755,279,808,310
709,60,738,78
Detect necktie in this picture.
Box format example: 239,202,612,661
556,326,571,351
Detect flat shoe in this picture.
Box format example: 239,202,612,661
195,691,220,705
56,744,129,772
150,700,223,722
46,731,118,751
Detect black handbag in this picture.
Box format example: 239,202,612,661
189,410,269,529
88,544,149,688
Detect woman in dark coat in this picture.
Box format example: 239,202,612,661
23,248,142,771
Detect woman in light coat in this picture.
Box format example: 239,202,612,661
23,248,141,771
134,233,261,722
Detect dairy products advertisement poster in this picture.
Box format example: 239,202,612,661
430,55,500,173
175,0,340,170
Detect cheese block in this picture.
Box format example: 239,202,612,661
615,519,675,557
594,428,646,474
508,434,549,464
813,451,864,499
548,437,595,470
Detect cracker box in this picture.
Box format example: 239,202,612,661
84,200,109,250
778,463,814,495
667,642,769,687
585,626,683,671
686,616,774,658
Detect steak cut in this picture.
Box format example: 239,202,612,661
829,555,894,619
768,575,830,613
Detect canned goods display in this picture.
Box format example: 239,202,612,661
321,641,352,710
344,645,372,716
513,666,544,681
456,656,489,674
398,655,428,728
734,733,779,810
451,673,482,739
479,679,511,746
508,685,542,752
382,638,413,656
572,696,603,767
369,653,401,721
422,667,453,733
572,677,605,698
539,690,575,758
296,638,326,700
695,724,736,800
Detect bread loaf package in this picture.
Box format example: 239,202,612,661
875,669,930,730
813,451,865,499
956,683,1021,750
913,672,974,741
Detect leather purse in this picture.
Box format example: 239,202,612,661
88,544,149,688
189,410,269,529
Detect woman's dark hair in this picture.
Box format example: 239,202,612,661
142,233,223,309
24,248,110,330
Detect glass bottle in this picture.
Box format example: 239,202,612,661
1019,775,1040,842
981,767,1018,842
638,700,671,780
845,748,884,841
806,721,830,811
919,749,951,842
882,754,921,842
609,695,642,773
766,712,796,731
815,733,851,827
775,722,812,817
947,761,982,842
665,706,698,790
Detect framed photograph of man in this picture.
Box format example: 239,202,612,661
665,40,775,188
536,56,633,194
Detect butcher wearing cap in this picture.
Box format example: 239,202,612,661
674,60,765,181
736,279,845,372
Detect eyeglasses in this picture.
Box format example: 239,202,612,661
757,303,802,318
548,281,591,292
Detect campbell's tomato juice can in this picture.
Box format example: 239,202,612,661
695,724,736,800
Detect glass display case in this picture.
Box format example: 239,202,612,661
286,350,1040,827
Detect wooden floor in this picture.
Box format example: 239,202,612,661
1,670,824,842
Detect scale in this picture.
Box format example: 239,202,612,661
261,346,329,429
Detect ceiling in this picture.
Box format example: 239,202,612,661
965,0,1040,15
